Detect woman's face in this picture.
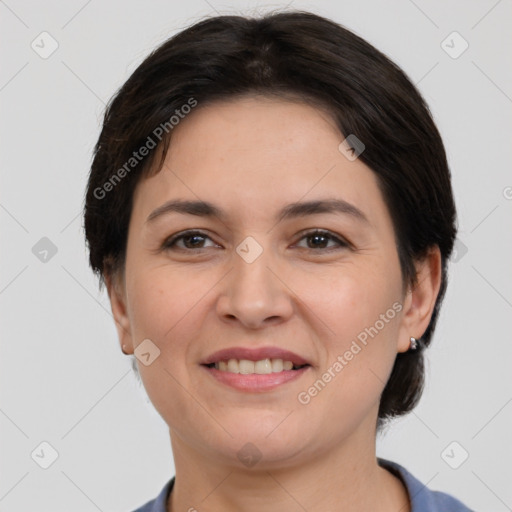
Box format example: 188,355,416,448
109,96,428,468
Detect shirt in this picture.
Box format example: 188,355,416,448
131,458,474,511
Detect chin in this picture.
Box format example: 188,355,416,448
210,416,316,467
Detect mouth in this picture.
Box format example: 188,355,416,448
204,359,309,374
200,347,312,392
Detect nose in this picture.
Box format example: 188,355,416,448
216,247,294,330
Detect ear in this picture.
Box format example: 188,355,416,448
104,271,134,355
396,246,442,353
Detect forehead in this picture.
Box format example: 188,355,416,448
131,96,389,231
165,95,342,171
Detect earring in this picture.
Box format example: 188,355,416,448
409,336,419,351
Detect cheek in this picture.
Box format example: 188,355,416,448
293,261,402,411
127,266,204,343
125,268,213,428
125,265,225,385
291,256,401,343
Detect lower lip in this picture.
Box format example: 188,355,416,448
202,365,310,392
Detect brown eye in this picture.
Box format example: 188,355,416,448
163,230,218,251
295,230,349,251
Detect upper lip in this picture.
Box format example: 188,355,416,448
202,346,310,366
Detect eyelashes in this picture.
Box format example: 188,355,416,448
293,229,349,251
163,230,217,251
161,229,350,253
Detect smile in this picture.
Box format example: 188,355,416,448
200,346,312,392
206,358,308,374
202,362,311,392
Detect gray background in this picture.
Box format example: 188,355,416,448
1,0,511,510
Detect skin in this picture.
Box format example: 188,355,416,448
106,95,442,512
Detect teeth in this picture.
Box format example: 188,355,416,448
239,360,254,374
227,359,239,373
271,359,283,372
255,359,272,374
214,358,300,374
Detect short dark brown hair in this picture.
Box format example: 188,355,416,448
83,10,457,429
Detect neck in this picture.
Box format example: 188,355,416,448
166,419,410,512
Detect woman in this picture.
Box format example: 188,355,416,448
84,10,473,512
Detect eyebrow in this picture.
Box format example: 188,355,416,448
146,198,370,225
